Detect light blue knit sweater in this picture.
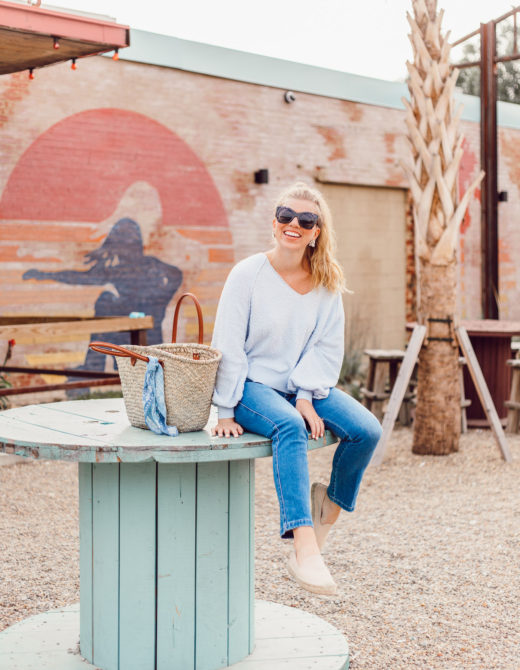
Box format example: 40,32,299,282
211,253,345,419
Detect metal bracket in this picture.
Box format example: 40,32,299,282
424,316,458,348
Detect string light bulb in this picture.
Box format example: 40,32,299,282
29,68,34,80
71,58,77,71
112,48,119,61
53,37,60,50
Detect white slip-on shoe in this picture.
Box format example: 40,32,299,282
287,550,337,596
311,482,334,552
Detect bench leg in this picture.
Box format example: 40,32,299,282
371,362,388,422
460,367,468,434
506,369,520,433
131,328,148,346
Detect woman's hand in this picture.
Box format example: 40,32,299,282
211,417,244,438
296,398,325,439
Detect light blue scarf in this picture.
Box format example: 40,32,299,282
142,356,179,436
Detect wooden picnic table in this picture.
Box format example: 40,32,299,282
0,315,153,396
406,319,520,426
0,399,349,670
461,320,520,424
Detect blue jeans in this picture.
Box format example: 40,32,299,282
234,381,382,538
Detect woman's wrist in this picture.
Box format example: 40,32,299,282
296,389,313,403
217,406,235,420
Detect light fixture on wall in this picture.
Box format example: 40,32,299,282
28,68,34,80
71,58,77,70
53,37,60,50
284,91,296,104
254,169,269,184
113,49,119,61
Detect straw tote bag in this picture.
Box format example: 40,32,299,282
89,293,222,433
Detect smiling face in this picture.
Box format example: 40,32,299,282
272,197,321,251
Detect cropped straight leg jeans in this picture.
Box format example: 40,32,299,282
234,381,383,538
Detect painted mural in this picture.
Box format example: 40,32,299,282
0,108,232,383
23,218,183,371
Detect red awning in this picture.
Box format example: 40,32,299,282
0,0,129,75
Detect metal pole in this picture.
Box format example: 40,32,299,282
480,21,499,319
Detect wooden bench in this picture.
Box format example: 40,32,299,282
362,349,471,432
0,315,153,397
361,349,414,423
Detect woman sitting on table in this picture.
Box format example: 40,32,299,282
211,182,382,596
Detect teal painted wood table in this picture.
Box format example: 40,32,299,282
0,398,349,670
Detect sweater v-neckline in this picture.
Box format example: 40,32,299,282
263,253,316,296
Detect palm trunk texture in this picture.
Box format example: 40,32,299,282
414,262,460,454
403,0,484,455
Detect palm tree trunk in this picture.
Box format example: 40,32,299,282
404,0,484,455
412,261,460,454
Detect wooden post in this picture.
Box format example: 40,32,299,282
456,327,512,462
505,360,520,432
370,325,426,466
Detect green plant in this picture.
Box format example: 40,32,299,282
337,303,372,401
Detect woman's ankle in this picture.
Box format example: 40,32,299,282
293,525,320,561
321,495,341,525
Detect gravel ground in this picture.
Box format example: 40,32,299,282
1,427,519,669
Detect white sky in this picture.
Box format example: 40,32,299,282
48,0,516,81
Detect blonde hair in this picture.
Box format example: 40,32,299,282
274,181,347,293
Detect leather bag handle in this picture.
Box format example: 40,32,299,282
171,292,204,344
89,341,163,368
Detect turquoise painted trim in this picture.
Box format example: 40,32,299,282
91,464,120,670
228,460,253,665
156,463,197,670
195,461,229,669
4,434,336,463
248,460,255,654
119,462,156,670
0,601,349,670
118,29,410,109
78,463,93,662
497,99,520,129
0,399,338,464
106,28,520,129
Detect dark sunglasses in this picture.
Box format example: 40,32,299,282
275,206,319,230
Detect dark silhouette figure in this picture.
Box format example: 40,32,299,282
24,218,183,374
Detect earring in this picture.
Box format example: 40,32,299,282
309,238,316,247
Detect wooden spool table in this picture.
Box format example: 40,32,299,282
0,399,349,670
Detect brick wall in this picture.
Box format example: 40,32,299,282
0,54,518,392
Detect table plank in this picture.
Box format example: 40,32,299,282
461,319,520,337
228,459,254,664
0,399,338,462
156,464,196,670
119,462,156,670
0,316,153,344
92,464,119,670
78,463,93,661
249,460,255,650
195,461,229,668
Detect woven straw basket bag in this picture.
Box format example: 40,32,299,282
89,293,222,433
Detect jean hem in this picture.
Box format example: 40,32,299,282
280,517,313,539
326,490,355,513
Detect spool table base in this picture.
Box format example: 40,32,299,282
0,600,349,670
